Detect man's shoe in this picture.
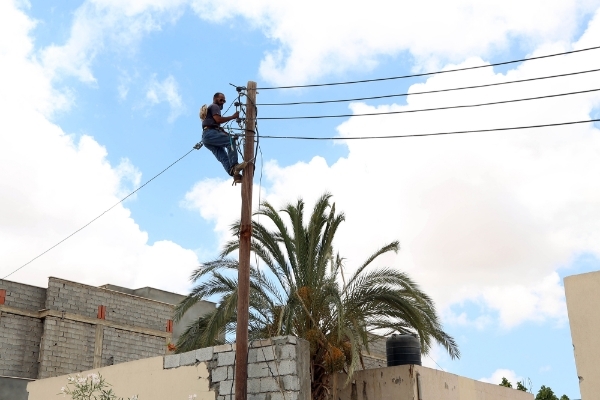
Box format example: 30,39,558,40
233,161,248,173
232,173,243,185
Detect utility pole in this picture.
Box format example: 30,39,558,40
235,81,256,400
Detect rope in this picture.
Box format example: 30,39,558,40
1,143,203,280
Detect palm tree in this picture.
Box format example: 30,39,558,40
175,193,459,400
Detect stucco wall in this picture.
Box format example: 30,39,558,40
564,271,600,400
28,335,311,400
335,364,534,400
28,356,212,400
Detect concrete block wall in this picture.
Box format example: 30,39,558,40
0,279,47,311
38,317,96,379
46,277,173,331
362,333,387,369
0,314,43,378
164,336,310,400
101,327,165,367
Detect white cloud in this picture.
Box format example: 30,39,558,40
40,0,187,84
480,368,523,386
145,74,185,122
190,0,600,85
184,11,600,328
0,0,198,294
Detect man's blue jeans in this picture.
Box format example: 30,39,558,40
202,128,239,175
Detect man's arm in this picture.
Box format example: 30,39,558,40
213,111,239,124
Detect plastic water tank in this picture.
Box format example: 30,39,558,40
386,334,422,366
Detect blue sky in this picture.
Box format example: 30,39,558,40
3,1,600,397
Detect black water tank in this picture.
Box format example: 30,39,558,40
386,334,421,366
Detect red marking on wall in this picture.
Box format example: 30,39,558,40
166,319,173,333
0,289,5,305
97,305,106,319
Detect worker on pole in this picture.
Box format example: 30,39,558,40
200,92,247,184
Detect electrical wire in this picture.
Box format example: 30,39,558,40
256,45,600,90
256,87,600,120
255,68,600,106
256,118,600,140
1,144,203,280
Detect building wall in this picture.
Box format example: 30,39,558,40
28,336,311,400
0,277,174,382
28,356,213,400
0,314,43,378
0,279,47,311
38,317,96,379
101,327,165,367
335,364,534,400
362,333,387,370
46,277,173,332
564,271,600,400
101,284,218,344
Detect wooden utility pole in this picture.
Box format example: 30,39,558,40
235,81,256,400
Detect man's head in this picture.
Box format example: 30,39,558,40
213,92,226,109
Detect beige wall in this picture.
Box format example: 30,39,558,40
564,271,600,400
335,365,533,400
27,356,214,400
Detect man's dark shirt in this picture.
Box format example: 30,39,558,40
202,103,223,128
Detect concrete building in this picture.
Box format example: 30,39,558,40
564,270,600,400
27,336,532,400
0,277,215,398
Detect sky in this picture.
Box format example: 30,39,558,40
2,0,600,397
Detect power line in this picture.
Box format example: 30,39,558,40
256,68,600,106
256,88,600,120
2,143,203,280
256,45,600,90
257,118,600,140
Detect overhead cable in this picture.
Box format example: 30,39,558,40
256,45,600,90
256,88,600,120
1,143,204,280
257,119,600,140
256,68,600,106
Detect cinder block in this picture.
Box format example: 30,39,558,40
273,336,296,345
270,391,298,400
248,362,270,378
251,338,271,348
269,360,296,376
261,377,282,392
218,351,236,366
196,347,214,362
248,393,267,400
180,351,197,366
277,345,296,360
164,354,180,369
256,346,275,362
219,379,235,396
281,375,300,391
212,366,231,382
214,344,233,353
248,348,258,363
247,378,262,394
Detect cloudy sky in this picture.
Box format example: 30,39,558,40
2,0,600,396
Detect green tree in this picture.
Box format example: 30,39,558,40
499,377,513,388
559,395,570,400
536,385,558,400
175,194,460,400
516,381,528,391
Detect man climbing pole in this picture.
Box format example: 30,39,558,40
200,92,247,184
